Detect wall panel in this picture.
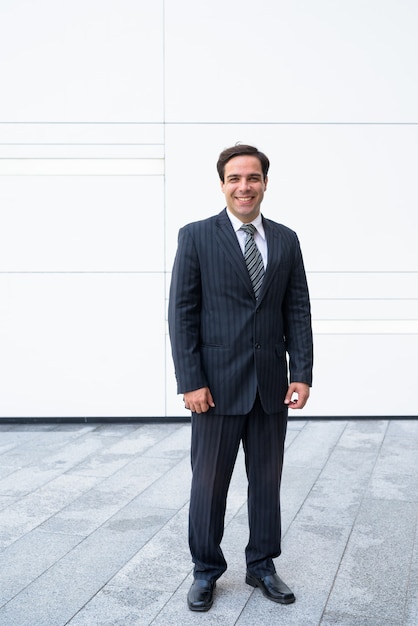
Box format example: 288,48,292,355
164,0,418,123
0,175,164,272
0,274,165,418
0,1,164,122
297,334,418,417
0,1,166,418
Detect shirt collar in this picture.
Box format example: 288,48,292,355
226,209,266,239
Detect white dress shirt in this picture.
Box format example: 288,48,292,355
226,209,268,269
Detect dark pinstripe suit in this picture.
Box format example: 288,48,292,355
169,208,313,580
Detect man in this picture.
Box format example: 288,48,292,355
168,144,313,612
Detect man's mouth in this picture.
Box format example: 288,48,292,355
236,196,253,203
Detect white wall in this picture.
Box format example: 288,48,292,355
0,0,417,418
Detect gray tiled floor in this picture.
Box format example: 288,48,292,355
0,419,417,625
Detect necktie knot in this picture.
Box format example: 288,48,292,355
240,224,256,236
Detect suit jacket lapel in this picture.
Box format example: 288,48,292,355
257,217,282,303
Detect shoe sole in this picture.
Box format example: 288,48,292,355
246,574,296,604
187,602,213,612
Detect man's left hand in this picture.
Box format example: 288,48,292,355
284,382,310,409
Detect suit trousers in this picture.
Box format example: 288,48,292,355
189,394,288,581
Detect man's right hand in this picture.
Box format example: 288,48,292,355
184,387,215,414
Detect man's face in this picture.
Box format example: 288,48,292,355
220,155,268,223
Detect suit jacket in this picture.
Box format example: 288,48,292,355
168,208,313,415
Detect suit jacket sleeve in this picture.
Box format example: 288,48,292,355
168,226,208,394
282,235,313,386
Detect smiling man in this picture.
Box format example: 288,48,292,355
168,144,313,612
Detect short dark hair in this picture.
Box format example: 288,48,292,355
216,144,270,182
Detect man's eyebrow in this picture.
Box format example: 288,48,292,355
226,172,262,179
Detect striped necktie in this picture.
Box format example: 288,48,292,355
240,224,265,299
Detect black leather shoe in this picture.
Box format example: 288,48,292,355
246,572,295,604
187,579,216,612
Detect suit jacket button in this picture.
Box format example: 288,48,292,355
255,343,261,349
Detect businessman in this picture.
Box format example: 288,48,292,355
168,144,313,611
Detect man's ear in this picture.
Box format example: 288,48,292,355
220,179,225,193
264,176,268,190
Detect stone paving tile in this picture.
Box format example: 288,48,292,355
293,446,380,527
322,498,417,626
0,436,40,456
0,472,99,549
260,520,352,625
387,416,418,437
0,502,178,626
336,419,388,450
0,425,96,479
0,419,416,626
40,455,182,537
0,529,83,606
60,424,184,480
66,507,192,625
281,463,322,533
284,420,347,469
137,456,191,510
367,429,418,501
0,495,19,512
405,520,418,626
142,423,191,459
320,615,401,625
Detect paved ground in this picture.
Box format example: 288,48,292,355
0,418,417,625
